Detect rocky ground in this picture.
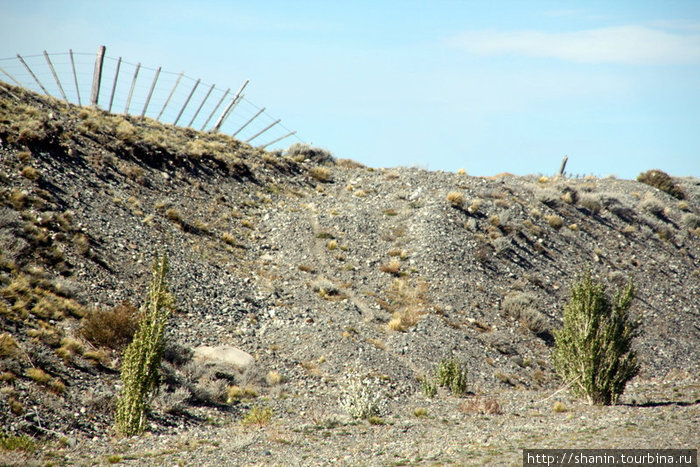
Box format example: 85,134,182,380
1,83,699,465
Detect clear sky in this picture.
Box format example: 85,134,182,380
1,1,699,178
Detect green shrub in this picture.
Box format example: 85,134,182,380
637,169,685,200
0,432,37,452
434,357,468,395
552,270,640,405
114,253,174,436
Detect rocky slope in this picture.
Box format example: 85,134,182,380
1,82,699,465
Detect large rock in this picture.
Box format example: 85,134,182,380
192,345,255,372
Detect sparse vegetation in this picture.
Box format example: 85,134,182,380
552,270,640,405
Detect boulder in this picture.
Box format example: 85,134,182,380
192,345,254,372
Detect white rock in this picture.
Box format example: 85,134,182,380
192,345,255,372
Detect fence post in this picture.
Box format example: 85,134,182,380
156,71,183,121
232,107,265,137
246,118,280,143
558,155,568,176
173,78,200,126
0,66,21,86
17,54,50,96
141,67,161,117
124,62,141,115
90,45,106,107
69,49,81,106
211,79,249,133
43,51,67,101
188,83,215,128
108,57,121,112
259,130,297,149
200,88,229,131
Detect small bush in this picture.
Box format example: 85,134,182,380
79,302,140,350
639,197,665,217
420,377,437,398
286,143,334,164
579,194,602,215
552,270,640,405
434,358,468,395
340,376,385,420
446,191,465,208
545,214,564,230
637,169,685,199
20,166,40,181
379,260,402,276
309,167,332,183
458,397,503,415
681,213,700,229
242,405,273,426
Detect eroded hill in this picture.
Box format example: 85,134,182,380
1,83,699,465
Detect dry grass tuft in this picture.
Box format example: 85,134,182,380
446,191,465,208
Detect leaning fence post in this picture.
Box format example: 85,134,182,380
173,78,200,126
188,82,215,128
17,54,50,96
141,66,161,117
200,88,229,131
232,107,265,137
211,79,249,133
124,62,141,115
43,51,67,101
259,130,297,149
69,49,81,106
0,65,21,86
90,45,106,107
156,71,183,121
246,118,281,143
108,57,121,112
558,155,568,176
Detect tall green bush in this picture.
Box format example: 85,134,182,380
552,270,640,405
115,252,174,436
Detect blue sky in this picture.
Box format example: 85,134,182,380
1,1,699,178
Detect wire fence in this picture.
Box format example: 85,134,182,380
0,46,302,150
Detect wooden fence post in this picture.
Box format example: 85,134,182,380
188,83,215,128
232,107,265,137
558,155,568,176
108,57,121,112
90,45,106,107
69,49,81,106
259,130,296,149
17,54,50,96
43,51,67,101
124,62,141,115
174,78,200,125
141,67,161,117
246,118,280,143
0,65,21,86
211,79,249,133
156,71,183,121
200,88,229,131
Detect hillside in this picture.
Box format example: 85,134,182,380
1,82,699,465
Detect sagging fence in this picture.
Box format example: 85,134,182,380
0,45,301,150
